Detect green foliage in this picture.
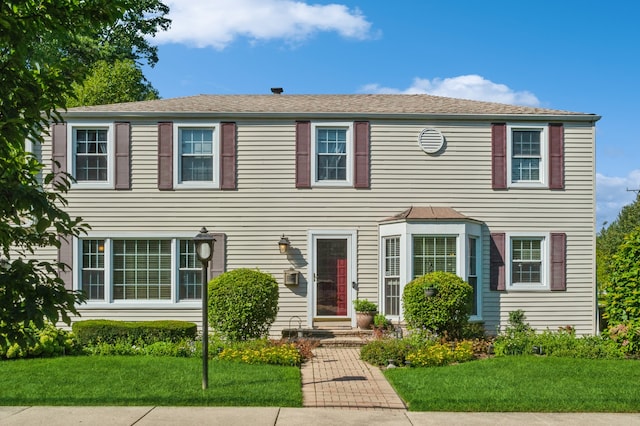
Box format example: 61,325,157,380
374,314,393,329
494,311,626,358
605,321,640,354
597,195,640,294
0,322,78,359
602,226,640,324
72,320,197,346
0,0,168,351
402,271,473,339
84,339,197,357
208,269,279,341
360,338,414,366
66,59,159,107
406,341,474,367
353,298,377,312
218,340,302,366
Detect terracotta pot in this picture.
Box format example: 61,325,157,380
356,311,376,329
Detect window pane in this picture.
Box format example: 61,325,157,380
511,238,543,285
316,128,347,181
384,237,400,316
81,239,105,300
113,240,171,300
180,128,214,182
413,236,456,277
75,129,108,182
179,240,201,300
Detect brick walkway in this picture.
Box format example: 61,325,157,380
300,347,406,410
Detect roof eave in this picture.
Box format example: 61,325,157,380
60,110,601,122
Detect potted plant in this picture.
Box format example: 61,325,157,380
353,298,377,329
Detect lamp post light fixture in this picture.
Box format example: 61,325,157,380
194,227,215,390
278,234,290,254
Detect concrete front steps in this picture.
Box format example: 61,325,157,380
282,327,374,347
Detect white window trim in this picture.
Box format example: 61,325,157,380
67,121,115,189
173,122,220,189
506,123,548,188
379,221,483,322
310,122,353,187
73,233,201,308
307,229,358,327
506,232,550,291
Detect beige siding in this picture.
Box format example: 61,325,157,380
42,117,596,335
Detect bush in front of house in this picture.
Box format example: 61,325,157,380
360,338,414,366
72,320,197,346
402,271,473,339
0,322,78,359
218,339,302,366
208,268,279,341
405,340,474,367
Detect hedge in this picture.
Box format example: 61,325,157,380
72,320,197,346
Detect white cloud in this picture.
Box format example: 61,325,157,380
361,75,540,107
596,170,640,229
154,0,373,49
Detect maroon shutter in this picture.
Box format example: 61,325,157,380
158,122,173,190
114,122,131,190
51,123,67,182
550,232,567,291
220,122,237,190
58,235,73,291
492,123,507,189
490,233,506,291
209,233,226,279
549,123,564,190
353,121,370,188
295,121,311,188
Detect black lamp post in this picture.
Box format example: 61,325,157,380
194,227,215,390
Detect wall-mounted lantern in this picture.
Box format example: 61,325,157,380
278,234,290,254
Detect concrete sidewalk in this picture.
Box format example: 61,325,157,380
2,406,640,425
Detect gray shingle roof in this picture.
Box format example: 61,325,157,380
66,94,595,118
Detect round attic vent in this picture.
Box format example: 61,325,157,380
418,128,445,154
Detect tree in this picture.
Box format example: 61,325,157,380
0,0,169,349
596,194,640,293
66,59,159,107
602,226,640,324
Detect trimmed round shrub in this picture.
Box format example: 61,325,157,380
208,268,279,341
402,271,473,339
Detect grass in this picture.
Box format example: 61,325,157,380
0,356,302,407
385,355,640,412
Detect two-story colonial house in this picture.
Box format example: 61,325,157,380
43,94,599,335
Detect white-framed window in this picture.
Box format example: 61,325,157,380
383,236,401,316
412,235,457,278
507,124,547,187
174,123,220,188
75,236,203,305
311,122,353,186
506,233,549,291
68,122,115,188
379,221,483,321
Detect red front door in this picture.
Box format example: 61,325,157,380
316,238,348,317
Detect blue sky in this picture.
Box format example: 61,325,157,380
143,0,640,228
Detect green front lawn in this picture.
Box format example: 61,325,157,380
385,356,640,412
0,356,302,407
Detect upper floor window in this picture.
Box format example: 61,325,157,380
507,124,547,187
68,123,114,188
311,123,353,186
174,124,219,189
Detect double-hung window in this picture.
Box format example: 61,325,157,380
506,234,549,290
383,236,401,316
69,123,114,188
174,124,219,188
507,124,547,187
311,123,353,186
77,237,204,303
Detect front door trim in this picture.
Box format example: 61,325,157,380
307,229,358,327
